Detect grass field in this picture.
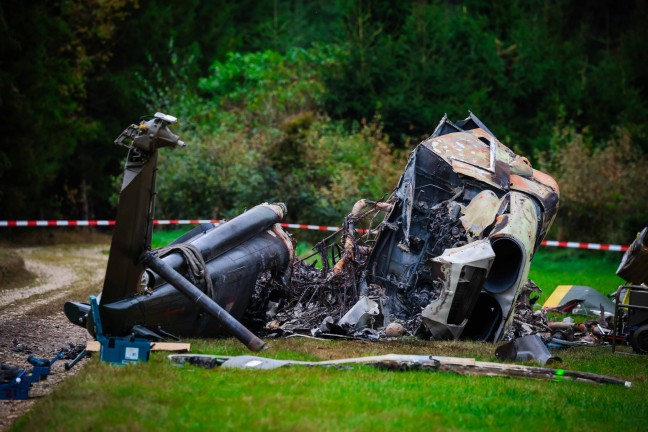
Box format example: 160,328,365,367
13,230,645,431
13,339,648,431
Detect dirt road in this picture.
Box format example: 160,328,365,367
0,244,107,431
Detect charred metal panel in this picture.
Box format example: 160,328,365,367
420,240,494,339
509,172,559,250
101,145,159,304
103,224,293,337
102,114,185,304
158,204,288,274
367,145,467,323
363,114,559,342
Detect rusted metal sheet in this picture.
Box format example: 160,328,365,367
460,190,505,240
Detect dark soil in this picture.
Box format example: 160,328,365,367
0,244,107,431
0,249,36,290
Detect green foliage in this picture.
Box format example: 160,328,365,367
155,113,405,224
540,124,648,243
247,1,342,52
153,47,405,224
327,0,511,142
133,39,201,123
2,0,647,244
272,115,404,223
325,0,648,156
197,46,343,126
0,0,137,219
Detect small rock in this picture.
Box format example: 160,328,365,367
265,320,281,330
385,322,405,337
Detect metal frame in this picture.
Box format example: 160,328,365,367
612,284,648,353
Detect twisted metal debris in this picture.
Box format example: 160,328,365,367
244,114,562,343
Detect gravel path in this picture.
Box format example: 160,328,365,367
0,245,107,431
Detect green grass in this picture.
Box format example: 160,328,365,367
13,338,648,431
151,228,190,249
529,248,625,305
24,238,641,431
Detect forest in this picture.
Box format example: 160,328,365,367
1,0,646,243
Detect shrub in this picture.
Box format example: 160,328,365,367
154,114,405,224
542,125,648,244
151,45,406,225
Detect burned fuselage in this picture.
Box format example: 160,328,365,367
365,114,559,341
65,113,559,351
96,203,294,338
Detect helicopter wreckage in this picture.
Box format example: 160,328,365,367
64,113,559,351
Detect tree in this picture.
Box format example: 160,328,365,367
0,0,134,218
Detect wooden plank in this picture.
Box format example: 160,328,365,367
151,342,191,352
166,353,632,386
86,341,100,352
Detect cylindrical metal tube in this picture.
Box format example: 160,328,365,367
144,252,266,352
64,351,88,370
162,203,286,271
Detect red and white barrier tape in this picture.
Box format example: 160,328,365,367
0,219,629,251
0,220,116,227
280,223,340,232
540,240,628,252
0,220,220,227
0,219,342,231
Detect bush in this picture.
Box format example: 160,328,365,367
151,46,406,224
197,45,344,127
542,124,648,244
154,114,405,224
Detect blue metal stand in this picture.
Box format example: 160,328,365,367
1,352,65,400
89,296,150,365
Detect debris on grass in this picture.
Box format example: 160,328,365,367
495,334,560,366
167,352,632,387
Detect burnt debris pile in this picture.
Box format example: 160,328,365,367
245,114,562,343
245,217,384,340
65,113,563,350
